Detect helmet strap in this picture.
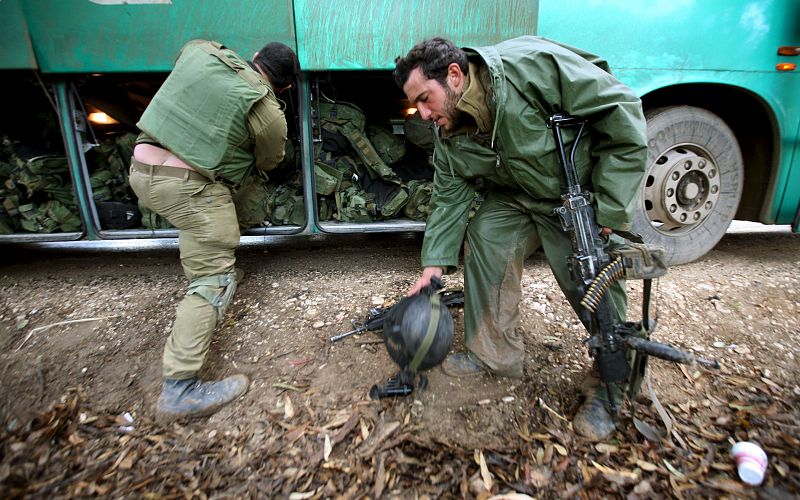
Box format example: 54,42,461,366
407,293,441,373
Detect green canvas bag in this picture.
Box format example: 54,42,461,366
366,125,406,165
403,180,433,220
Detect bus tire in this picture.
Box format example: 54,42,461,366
631,106,744,266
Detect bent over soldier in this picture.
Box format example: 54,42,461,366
393,37,647,440
129,39,299,419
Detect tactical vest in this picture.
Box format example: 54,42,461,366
137,40,272,185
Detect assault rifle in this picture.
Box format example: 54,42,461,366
547,113,718,415
330,289,464,343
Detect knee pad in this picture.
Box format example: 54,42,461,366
186,271,238,323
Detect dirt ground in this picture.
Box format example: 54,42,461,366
0,229,798,498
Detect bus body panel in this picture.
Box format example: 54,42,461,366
538,0,796,72
294,0,539,70
0,0,37,69
18,0,297,73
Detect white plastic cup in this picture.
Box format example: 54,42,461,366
731,441,768,486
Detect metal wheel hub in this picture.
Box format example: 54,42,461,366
644,147,720,232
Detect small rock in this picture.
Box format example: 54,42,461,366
312,321,325,329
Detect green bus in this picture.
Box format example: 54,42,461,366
0,0,797,265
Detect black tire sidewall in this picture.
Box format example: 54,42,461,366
632,106,744,266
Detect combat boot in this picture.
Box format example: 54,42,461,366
441,352,487,377
156,374,249,421
441,352,523,378
573,372,623,441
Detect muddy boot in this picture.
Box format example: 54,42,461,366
156,374,249,421
573,373,623,442
441,352,488,377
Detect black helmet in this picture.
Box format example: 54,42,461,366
382,285,454,373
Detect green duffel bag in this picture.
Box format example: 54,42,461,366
26,155,69,175
16,168,60,196
272,194,305,226
378,186,408,218
19,200,82,233
335,186,375,222
318,101,366,131
404,111,436,150
115,133,137,166
314,162,340,196
233,172,274,230
403,180,433,221
270,185,305,226
356,166,408,218
45,200,82,232
18,203,52,233
288,195,305,226
366,125,406,165
46,183,78,207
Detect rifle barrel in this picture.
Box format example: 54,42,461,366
622,335,719,368
329,327,364,343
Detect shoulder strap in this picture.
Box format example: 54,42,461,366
197,41,271,92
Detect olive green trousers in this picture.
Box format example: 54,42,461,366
130,162,240,379
463,191,627,375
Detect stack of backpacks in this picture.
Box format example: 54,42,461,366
1,100,444,235
0,138,81,234
232,100,439,229
312,101,436,223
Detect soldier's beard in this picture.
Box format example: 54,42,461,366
441,85,462,131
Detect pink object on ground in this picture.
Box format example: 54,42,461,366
731,441,768,486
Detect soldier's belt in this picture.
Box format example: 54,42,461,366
130,160,209,183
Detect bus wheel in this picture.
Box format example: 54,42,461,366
632,106,744,266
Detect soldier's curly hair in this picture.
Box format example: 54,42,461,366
254,42,300,89
393,38,468,89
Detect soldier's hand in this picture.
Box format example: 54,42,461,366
407,266,444,296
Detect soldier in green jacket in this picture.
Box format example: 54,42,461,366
394,37,647,441
129,39,299,420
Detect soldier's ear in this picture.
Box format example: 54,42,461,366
447,63,463,89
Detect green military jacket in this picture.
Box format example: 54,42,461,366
138,40,285,185
421,36,648,271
